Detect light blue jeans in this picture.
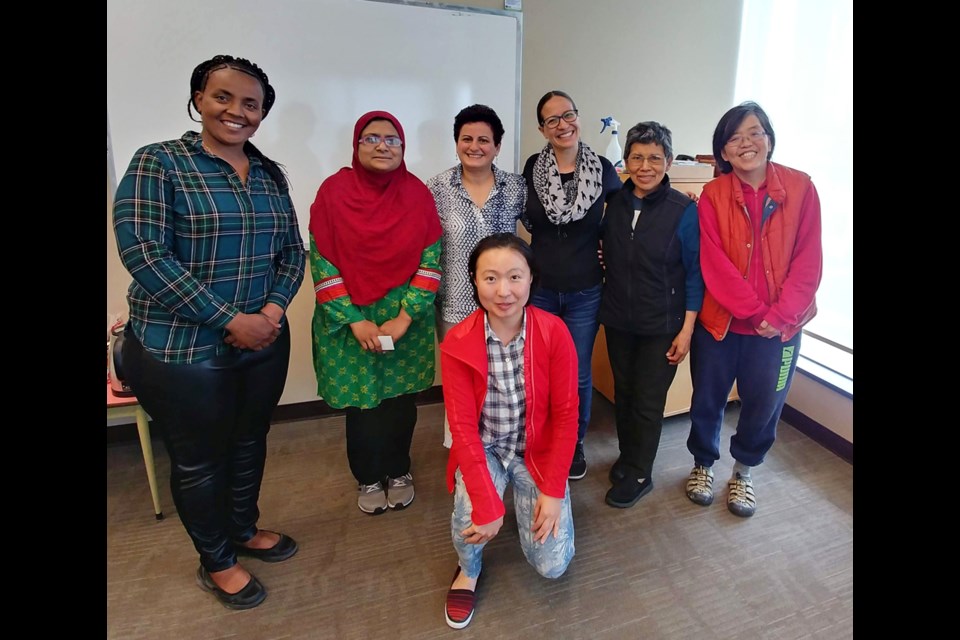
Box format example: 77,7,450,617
451,449,575,579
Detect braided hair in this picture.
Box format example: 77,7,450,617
188,54,288,189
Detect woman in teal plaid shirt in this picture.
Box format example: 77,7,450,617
113,55,305,611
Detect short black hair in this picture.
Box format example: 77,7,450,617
454,104,505,147
624,121,674,161
536,90,578,127
467,233,539,309
712,101,776,174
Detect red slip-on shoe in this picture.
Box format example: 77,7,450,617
444,565,480,629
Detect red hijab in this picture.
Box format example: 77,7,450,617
309,111,441,306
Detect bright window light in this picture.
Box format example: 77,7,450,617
734,0,853,383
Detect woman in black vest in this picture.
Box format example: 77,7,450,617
598,121,704,508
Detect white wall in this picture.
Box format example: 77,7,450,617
786,375,853,443
514,0,741,161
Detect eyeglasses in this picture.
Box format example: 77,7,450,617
358,134,403,147
541,109,579,129
725,129,766,147
626,154,665,167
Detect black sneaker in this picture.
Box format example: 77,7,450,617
569,442,587,480
605,476,654,508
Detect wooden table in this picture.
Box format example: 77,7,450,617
107,384,163,519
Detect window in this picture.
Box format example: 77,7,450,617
733,0,853,386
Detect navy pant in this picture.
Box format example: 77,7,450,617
345,392,418,485
687,324,801,468
605,328,679,478
531,283,602,442
123,326,290,572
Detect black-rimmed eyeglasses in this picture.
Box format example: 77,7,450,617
541,110,578,129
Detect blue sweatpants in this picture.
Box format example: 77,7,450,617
687,323,801,468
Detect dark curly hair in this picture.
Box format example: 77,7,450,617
453,104,505,147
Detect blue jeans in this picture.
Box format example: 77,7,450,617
687,324,802,468
451,449,575,579
531,283,602,442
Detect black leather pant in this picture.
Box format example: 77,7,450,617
123,326,290,572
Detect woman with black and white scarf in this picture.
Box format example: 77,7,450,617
521,90,623,482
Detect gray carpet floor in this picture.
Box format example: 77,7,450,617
106,394,853,639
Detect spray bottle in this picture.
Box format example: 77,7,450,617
600,116,623,172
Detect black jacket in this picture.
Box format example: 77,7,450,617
599,175,695,336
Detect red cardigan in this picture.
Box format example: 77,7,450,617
440,307,578,525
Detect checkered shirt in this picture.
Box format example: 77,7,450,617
480,311,527,467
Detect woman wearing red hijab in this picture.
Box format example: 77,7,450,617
309,111,442,515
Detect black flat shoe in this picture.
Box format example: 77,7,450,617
196,565,267,610
605,476,654,509
235,531,299,563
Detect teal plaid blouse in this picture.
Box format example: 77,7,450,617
113,131,305,364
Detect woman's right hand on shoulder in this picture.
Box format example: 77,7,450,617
350,319,384,352
461,516,504,545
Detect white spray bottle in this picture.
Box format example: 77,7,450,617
600,116,623,172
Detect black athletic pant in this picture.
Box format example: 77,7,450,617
345,392,418,485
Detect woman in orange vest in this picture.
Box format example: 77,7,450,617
685,102,822,518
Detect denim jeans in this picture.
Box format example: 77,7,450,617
451,449,575,579
530,283,602,442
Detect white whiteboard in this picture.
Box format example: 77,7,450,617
107,0,522,244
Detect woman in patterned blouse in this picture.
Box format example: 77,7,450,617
426,104,526,447
309,111,442,516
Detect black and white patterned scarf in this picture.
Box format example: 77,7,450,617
532,141,604,226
